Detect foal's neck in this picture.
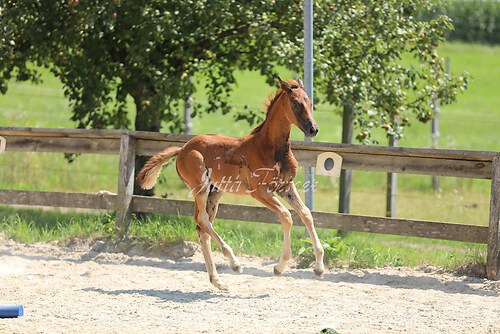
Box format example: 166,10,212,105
252,95,291,157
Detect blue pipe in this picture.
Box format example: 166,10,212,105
0,305,24,318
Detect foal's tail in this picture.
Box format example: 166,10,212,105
138,146,182,190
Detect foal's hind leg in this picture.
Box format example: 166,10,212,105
207,187,242,273
206,186,223,223
194,190,240,290
205,188,242,273
195,224,226,290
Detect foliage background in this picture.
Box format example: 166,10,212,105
434,0,500,45
0,0,469,145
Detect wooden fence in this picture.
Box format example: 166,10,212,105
0,127,499,279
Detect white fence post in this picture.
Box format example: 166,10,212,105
304,0,315,212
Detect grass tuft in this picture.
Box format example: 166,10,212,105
0,207,106,243
0,207,489,275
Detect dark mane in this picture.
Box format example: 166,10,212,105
250,79,301,135
250,88,284,134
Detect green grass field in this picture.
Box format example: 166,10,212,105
0,205,486,271
0,42,498,270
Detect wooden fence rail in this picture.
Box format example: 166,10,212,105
0,127,499,279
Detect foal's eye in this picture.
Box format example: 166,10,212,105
292,100,300,109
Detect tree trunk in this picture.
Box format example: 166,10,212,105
132,92,162,198
338,102,354,237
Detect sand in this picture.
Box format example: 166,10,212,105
1,235,499,334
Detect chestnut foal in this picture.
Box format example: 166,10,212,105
138,77,324,290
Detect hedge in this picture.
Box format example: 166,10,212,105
434,0,500,44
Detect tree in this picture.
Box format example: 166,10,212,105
311,1,468,218
283,0,469,145
1,1,468,197
0,0,301,194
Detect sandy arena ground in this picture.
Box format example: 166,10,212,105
1,234,499,334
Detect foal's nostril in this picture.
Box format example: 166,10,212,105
310,126,319,136
303,120,319,137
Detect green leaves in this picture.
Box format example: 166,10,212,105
298,236,348,268
0,0,298,132
311,0,468,143
1,0,467,141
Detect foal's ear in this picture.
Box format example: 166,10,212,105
277,75,292,93
297,77,304,89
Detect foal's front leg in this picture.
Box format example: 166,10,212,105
279,183,325,276
251,190,294,275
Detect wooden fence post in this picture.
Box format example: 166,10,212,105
115,133,136,238
487,155,500,279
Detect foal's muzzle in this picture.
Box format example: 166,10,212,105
304,120,319,138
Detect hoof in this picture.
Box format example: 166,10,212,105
232,265,243,274
212,281,229,291
229,259,243,274
210,276,229,291
273,266,282,276
314,267,325,277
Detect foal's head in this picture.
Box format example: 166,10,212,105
277,76,319,138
